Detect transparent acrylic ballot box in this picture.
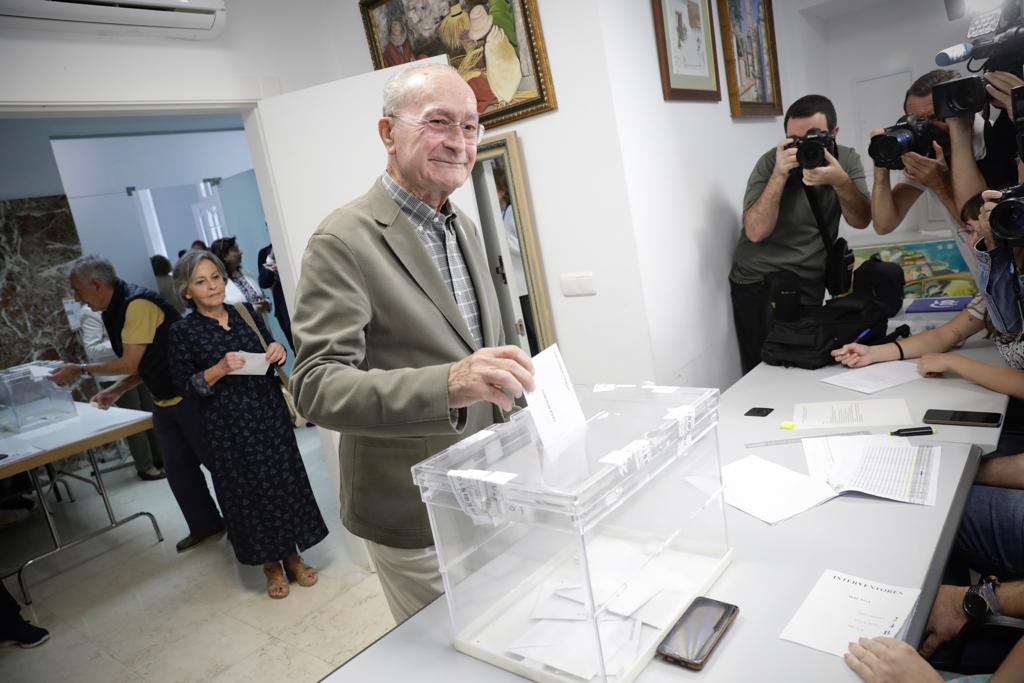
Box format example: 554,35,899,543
0,361,76,433
412,385,731,683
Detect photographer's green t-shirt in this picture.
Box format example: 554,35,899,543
729,143,867,304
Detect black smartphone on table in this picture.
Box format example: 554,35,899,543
923,409,1002,428
656,597,738,670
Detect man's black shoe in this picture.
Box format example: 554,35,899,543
175,522,226,553
0,620,50,648
137,469,167,481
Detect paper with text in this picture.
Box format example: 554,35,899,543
780,570,920,656
804,435,939,506
793,399,911,428
228,351,271,376
525,344,585,450
722,455,836,524
820,361,922,395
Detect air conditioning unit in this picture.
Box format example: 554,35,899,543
0,0,226,40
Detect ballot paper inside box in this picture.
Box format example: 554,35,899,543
412,385,732,683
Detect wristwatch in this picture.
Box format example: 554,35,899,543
78,362,89,376
963,575,1001,621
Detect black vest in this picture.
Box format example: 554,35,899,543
977,112,1019,192
101,279,182,401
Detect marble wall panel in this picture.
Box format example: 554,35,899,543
0,194,84,371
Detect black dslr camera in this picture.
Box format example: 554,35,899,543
932,76,990,120
986,84,1024,244
934,0,1024,119
787,128,836,170
868,115,935,170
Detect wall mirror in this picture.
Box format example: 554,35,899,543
471,131,555,356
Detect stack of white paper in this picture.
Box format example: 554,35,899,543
722,456,835,524
792,399,912,428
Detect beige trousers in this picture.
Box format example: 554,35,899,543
364,540,444,623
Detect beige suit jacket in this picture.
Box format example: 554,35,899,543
290,178,504,548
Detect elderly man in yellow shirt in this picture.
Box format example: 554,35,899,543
51,255,224,552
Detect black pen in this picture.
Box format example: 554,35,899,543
889,427,934,437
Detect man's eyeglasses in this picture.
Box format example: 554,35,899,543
391,115,485,144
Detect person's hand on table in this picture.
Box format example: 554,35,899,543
91,386,122,410
919,584,969,657
831,343,880,368
917,353,955,377
844,637,943,683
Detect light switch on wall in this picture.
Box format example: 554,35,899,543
560,272,596,297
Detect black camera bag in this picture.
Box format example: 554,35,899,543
851,256,905,317
760,296,891,370
761,257,907,370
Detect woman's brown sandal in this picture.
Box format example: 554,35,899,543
284,556,319,588
263,563,290,599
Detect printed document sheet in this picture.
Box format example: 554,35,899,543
228,351,270,376
793,399,911,428
804,435,939,506
780,570,920,656
525,344,585,450
820,361,922,395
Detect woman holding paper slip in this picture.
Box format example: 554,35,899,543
169,250,328,600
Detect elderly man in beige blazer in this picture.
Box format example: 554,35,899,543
290,63,535,622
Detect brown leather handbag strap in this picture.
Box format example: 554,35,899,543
232,303,289,385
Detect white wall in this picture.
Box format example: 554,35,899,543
591,0,829,389
0,114,241,201
467,1,658,384
0,0,369,108
151,183,204,257
50,130,256,292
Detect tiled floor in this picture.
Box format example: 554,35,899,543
0,427,395,682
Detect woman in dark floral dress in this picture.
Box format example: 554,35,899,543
168,250,328,599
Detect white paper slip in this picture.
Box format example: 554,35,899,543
793,398,911,428
820,361,922,395
525,344,585,450
780,569,920,657
228,351,271,376
722,455,836,524
27,366,53,379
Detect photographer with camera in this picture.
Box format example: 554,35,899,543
869,71,963,239
730,95,871,374
945,69,1023,212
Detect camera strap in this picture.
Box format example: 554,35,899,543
802,184,834,251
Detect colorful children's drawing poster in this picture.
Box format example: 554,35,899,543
853,239,977,299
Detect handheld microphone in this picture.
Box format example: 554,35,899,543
935,41,973,66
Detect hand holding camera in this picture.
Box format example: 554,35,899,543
771,138,800,180
801,148,847,187
985,70,1024,110
902,143,949,190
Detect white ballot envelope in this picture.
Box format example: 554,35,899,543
525,344,585,450
228,351,271,376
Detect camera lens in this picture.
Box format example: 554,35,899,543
796,142,825,169
869,130,914,168
949,79,987,115
990,198,1024,242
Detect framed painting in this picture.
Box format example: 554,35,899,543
716,0,782,117
651,0,721,101
359,0,557,129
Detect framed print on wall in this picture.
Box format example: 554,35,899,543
651,0,721,101
359,0,557,129
716,0,782,117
